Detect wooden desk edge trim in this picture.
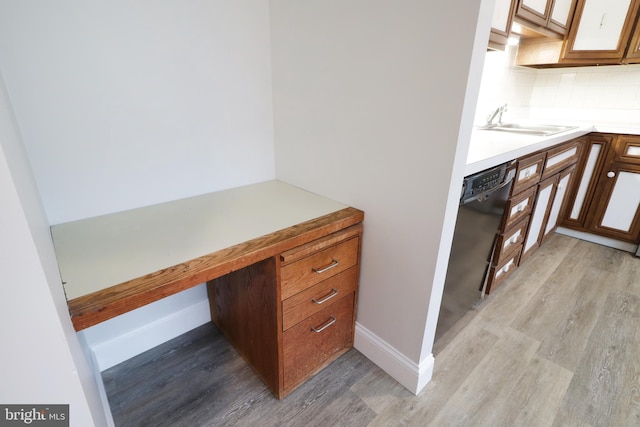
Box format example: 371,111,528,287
68,207,364,331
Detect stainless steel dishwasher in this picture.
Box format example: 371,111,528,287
435,161,515,343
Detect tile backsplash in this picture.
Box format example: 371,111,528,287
475,45,640,126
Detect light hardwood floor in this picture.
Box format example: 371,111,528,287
103,234,640,426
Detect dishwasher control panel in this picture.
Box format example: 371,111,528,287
461,162,515,204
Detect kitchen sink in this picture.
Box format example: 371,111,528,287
478,123,578,136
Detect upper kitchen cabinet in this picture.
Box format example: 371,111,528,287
516,0,640,66
561,0,640,64
514,0,578,36
489,0,517,50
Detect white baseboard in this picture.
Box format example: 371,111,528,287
556,227,638,253
354,322,434,395
90,299,211,371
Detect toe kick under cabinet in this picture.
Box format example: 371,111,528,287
208,224,362,399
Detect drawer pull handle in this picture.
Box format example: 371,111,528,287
312,288,339,305
313,259,339,274
311,316,336,333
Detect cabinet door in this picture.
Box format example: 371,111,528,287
542,165,576,242
490,0,517,49
613,135,640,165
589,163,640,243
561,134,613,230
625,19,640,62
521,176,558,263
562,0,640,63
548,0,579,35
516,0,552,27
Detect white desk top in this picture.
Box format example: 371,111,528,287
51,180,348,300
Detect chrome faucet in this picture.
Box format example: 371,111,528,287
485,103,508,127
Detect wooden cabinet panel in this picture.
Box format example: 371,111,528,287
542,138,581,179
562,0,640,64
561,134,613,229
560,133,640,244
282,292,355,392
493,217,530,266
515,0,577,36
521,175,558,263
208,258,281,394
549,0,579,34
282,267,358,331
490,0,517,50
542,164,576,242
503,185,538,230
281,236,359,300
625,18,640,62
613,135,640,165
486,247,522,294
511,152,546,195
589,163,640,242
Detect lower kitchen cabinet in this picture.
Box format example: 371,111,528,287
588,162,640,242
485,137,580,293
561,134,640,244
542,164,576,242
521,175,558,263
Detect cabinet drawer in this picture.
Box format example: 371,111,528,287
512,152,546,195
282,267,358,331
281,237,359,300
485,248,521,294
502,186,537,230
493,217,529,266
282,292,355,391
614,135,640,165
542,140,581,179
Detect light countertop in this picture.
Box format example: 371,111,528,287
51,180,349,301
465,121,640,176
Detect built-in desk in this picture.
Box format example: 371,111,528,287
51,180,364,398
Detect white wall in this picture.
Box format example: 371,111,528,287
0,1,275,224
270,0,493,392
0,0,275,376
0,70,109,426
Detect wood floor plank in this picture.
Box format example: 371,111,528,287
473,234,579,337
551,406,595,427
612,314,640,426
349,362,413,415
427,327,540,426
489,354,573,427
535,268,612,372
369,323,499,426
562,290,640,427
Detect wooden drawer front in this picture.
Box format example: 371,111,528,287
493,217,529,266
542,140,581,179
282,267,358,331
282,292,355,391
512,152,546,195
503,186,537,230
485,248,521,294
614,135,640,165
281,237,359,300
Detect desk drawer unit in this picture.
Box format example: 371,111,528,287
279,225,361,395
